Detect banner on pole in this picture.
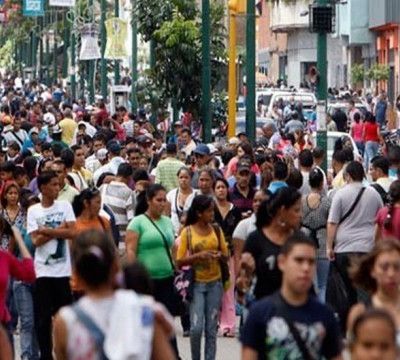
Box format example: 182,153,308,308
79,24,101,60
49,0,75,7
22,0,44,16
105,18,128,60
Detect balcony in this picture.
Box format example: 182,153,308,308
270,0,312,33
369,0,400,30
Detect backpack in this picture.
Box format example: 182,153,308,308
370,183,389,205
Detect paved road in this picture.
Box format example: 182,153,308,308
176,319,241,360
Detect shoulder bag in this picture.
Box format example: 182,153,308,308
338,187,366,225
72,304,109,360
144,214,194,306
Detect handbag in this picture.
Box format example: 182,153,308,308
173,227,194,303
212,224,230,291
144,214,193,308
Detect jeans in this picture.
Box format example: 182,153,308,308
34,277,72,360
13,281,39,360
314,259,330,303
190,280,223,360
355,141,365,157
364,141,379,170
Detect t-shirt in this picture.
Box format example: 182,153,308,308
364,122,380,142
232,213,257,242
328,183,383,253
27,200,76,278
75,216,111,234
177,225,229,283
243,230,282,300
241,292,342,360
127,215,174,279
59,118,77,145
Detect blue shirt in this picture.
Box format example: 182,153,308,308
267,181,288,194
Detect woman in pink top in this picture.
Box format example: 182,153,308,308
350,112,364,156
363,112,381,170
375,180,400,241
0,224,35,335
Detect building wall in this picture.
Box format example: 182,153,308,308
286,30,343,88
257,1,287,84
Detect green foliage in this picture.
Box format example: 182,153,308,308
136,0,227,116
350,64,365,85
0,40,14,69
366,63,390,82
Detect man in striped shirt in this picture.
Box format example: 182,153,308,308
100,163,136,249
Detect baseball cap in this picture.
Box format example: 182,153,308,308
194,144,210,156
173,121,183,127
137,135,153,145
107,140,122,154
96,148,108,161
237,163,251,173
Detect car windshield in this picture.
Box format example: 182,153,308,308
257,94,272,107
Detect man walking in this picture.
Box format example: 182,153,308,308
241,232,342,360
27,171,76,359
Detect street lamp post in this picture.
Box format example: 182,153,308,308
88,0,95,103
246,0,256,143
131,0,138,113
114,0,120,85
70,11,76,100
316,0,329,173
100,0,107,101
201,0,211,143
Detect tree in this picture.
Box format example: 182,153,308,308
366,63,390,82
135,0,227,117
350,64,365,88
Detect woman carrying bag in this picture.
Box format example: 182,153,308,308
176,195,229,360
125,183,180,358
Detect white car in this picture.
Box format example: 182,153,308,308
312,131,361,168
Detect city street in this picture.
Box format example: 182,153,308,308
176,319,241,360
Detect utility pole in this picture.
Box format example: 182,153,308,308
246,0,256,143
228,3,237,139
228,0,246,139
70,13,76,100
201,0,211,143
88,0,95,104
131,0,138,113
114,0,120,84
100,0,107,101
315,0,329,173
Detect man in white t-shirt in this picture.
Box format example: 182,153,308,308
27,170,76,360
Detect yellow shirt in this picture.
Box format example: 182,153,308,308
59,117,77,145
177,225,229,283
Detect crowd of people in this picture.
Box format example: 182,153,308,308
1,74,400,360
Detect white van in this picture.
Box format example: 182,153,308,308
256,89,317,117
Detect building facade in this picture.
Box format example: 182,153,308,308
369,0,400,102
269,0,343,89
257,1,287,85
